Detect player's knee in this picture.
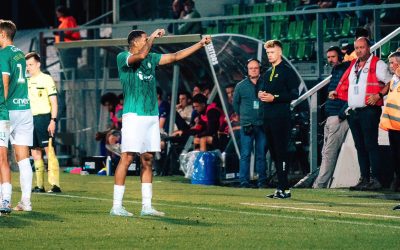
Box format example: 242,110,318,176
120,153,134,166
141,153,153,164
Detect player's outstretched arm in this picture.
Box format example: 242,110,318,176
127,29,165,65
159,35,211,66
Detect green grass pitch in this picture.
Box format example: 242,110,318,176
1,172,400,249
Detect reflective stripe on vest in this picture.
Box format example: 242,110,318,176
380,79,400,131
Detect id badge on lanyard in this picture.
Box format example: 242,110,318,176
253,100,259,109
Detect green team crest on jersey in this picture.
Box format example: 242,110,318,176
0,45,30,110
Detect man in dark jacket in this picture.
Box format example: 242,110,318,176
313,46,350,188
258,40,300,199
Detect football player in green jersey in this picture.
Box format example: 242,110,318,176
110,29,211,217
0,20,33,212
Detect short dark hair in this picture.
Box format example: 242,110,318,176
225,83,236,89
179,91,191,99
56,5,70,16
100,92,118,106
264,39,282,49
25,52,41,62
192,93,207,104
156,86,163,97
127,30,146,46
326,46,343,61
0,20,17,41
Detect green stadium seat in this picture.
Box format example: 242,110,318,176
335,17,351,38
232,4,240,15
282,42,290,57
296,40,306,60
308,20,317,39
288,0,301,11
271,3,280,21
271,21,282,40
294,20,304,39
285,21,297,40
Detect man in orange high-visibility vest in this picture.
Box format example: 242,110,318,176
379,52,400,195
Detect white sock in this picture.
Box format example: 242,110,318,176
113,185,125,208
2,182,12,202
141,183,152,209
19,158,33,202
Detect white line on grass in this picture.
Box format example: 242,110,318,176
241,202,400,220
40,193,400,230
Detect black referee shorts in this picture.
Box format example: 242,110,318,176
32,113,51,149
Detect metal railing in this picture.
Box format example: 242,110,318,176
291,26,400,173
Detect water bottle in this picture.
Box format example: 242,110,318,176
106,156,111,176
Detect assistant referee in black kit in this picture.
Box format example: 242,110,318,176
258,40,300,199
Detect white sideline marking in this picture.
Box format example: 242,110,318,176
242,202,400,220
40,193,400,230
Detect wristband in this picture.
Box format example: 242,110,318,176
51,118,57,122
378,93,383,99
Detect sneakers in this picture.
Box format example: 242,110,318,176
0,200,12,214
13,201,32,212
363,178,382,191
140,207,165,217
32,186,46,193
47,185,62,193
110,206,133,217
266,189,291,199
349,178,369,191
393,204,400,211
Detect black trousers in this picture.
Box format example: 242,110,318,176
264,116,291,190
347,106,381,180
388,129,400,178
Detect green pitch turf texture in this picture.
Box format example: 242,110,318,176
1,172,400,249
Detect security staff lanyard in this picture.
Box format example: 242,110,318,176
354,60,366,85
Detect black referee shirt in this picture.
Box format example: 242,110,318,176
258,61,300,119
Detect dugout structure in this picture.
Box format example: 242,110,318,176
54,34,307,163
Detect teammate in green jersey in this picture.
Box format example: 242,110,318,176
0,20,33,213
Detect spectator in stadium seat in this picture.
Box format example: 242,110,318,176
54,5,81,73
379,52,400,192
96,92,121,156
258,40,300,199
331,37,392,191
176,0,202,35
233,59,267,188
176,91,193,126
110,28,211,217
174,94,224,151
313,47,350,188
168,0,186,33
54,5,81,43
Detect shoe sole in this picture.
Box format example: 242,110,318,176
140,212,165,217
110,213,133,217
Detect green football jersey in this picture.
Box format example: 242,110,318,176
117,51,162,116
0,45,30,110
